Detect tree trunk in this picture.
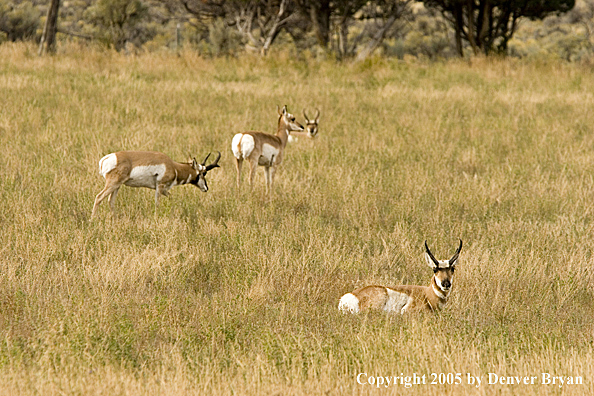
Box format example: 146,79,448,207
355,15,397,62
308,0,331,47
337,15,349,58
465,0,479,54
476,0,491,51
261,0,288,56
38,0,61,56
453,4,464,57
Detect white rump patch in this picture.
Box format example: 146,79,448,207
259,143,279,165
384,289,410,313
232,133,255,160
231,134,244,159
125,165,167,189
99,153,117,178
338,293,360,313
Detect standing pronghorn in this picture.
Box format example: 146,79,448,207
231,105,304,192
288,108,320,142
338,240,463,314
91,151,221,218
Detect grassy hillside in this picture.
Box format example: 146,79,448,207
0,43,593,395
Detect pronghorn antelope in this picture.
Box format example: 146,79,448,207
91,151,221,218
338,240,463,314
231,105,304,191
288,108,320,142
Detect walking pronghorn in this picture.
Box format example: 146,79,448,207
338,240,463,314
231,105,304,192
288,108,320,142
91,151,221,218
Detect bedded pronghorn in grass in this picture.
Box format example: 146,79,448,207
91,151,220,218
338,240,463,314
231,105,304,192
288,108,320,142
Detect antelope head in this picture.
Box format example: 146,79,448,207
303,108,320,138
190,151,221,192
424,239,462,294
278,105,304,135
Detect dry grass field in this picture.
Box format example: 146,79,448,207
0,43,593,395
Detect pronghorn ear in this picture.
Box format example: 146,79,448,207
192,157,199,169
424,240,441,270
277,105,282,116
449,256,459,268
425,253,438,269
282,105,287,115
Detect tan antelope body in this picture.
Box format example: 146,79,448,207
339,240,462,314
91,151,220,218
231,105,304,192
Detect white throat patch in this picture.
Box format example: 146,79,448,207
432,276,451,300
432,284,447,299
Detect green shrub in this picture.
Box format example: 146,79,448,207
0,0,40,42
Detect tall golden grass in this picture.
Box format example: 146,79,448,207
0,42,593,395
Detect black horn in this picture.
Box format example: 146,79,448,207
205,151,221,172
449,239,463,264
314,108,320,122
303,108,310,122
425,240,441,268
201,152,211,167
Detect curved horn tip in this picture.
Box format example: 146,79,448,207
201,152,211,166
448,239,463,263
424,240,440,266
204,151,222,171
454,239,463,253
424,240,431,251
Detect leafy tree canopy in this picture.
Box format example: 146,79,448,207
423,0,575,55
